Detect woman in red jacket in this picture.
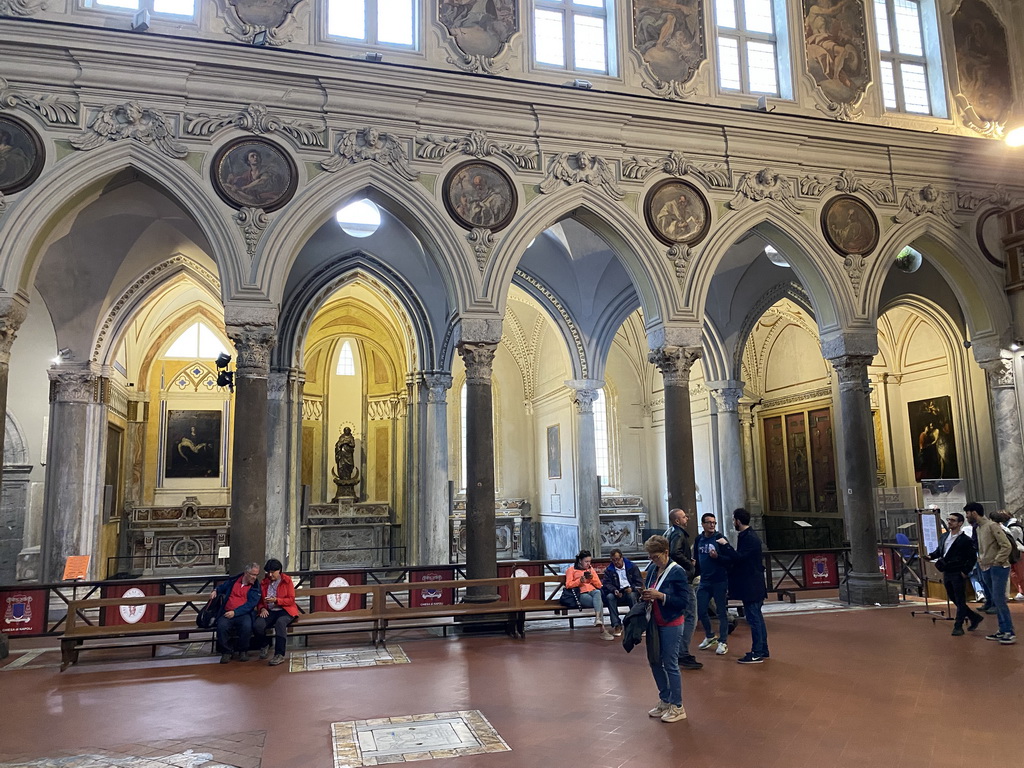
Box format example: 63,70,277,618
564,550,613,640
253,558,300,666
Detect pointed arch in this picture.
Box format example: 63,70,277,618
137,304,230,389
0,143,243,298
687,202,849,334
862,217,1011,346
700,315,731,383
511,268,591,380
254,163,467,313
732,281,815,381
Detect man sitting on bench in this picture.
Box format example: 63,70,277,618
213,562,262,663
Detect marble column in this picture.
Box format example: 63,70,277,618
649,345,701,534
828,353,892,605
226,318,276,575
710,383,746,539
267,367,303,567
117,392,149,566
41,365,107,582
0,297,27,490
981,358,1024,517
738,404,761,513
421,373,453,566
458,339,498,602
566,379,602,556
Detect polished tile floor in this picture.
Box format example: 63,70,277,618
1,599,1021,768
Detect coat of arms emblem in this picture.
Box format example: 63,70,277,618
4,593,33,624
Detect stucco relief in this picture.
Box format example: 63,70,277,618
234,206,270,259
0,0,45,15
416,130,538,170
894,184,960,228
799,168,895,205
70,102,187,159
321,126,418,180
217,0,306,45
632,0,706,99
185,102,325,147
802,0,870,121
539,152,624,200
438,0,518,73
728,168,802,214
952,0,1012,135
0,76,77,125
623,150,730,187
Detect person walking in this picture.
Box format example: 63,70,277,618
926,512,983,636
964,502,1015,644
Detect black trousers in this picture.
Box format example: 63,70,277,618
943,572,981,628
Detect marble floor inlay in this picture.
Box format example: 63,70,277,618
331,710,510,766
0,731,265,768
289,645,409,672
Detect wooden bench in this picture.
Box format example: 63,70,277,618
59,576,591,669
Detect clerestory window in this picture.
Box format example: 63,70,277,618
533,0,616,75
327,0,417,48
82,0,195,17
874,0,945,115
714,0,792,98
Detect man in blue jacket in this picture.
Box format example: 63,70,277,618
601,547,644,636
694,513,730,655
715,508,769,664
212,562,262,663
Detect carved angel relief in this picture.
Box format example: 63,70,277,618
539,152,624,200
894,184,960,228
321,127,418,180
70,102,188,159
728,168,802,214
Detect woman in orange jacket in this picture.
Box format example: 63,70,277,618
253,558,300,665
564,550,614,640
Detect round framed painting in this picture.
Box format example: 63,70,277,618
644,179,711,246
443,160,517,231
0,114,45,195
821,195,879,256
211,137,298,212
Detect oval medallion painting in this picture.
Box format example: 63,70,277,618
212,137,297,212
645,179,711,246
821,195,879,256
0,114,44,195
443,161,517,231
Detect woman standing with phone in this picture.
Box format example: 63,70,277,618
642,535,690,723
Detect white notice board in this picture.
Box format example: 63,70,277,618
920,511,941,555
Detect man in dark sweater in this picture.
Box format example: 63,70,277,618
716,508,769,664
927,511,982,636
694,513,730,655
665,508,701,670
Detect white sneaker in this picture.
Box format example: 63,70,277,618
698,636,718,650
715,642,728,656
648,701,670,717
661,704,687,723
599,629,614,640
1014,593,1024,601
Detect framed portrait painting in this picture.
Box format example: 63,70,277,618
211,137,297,212
0,114,45,195
644,179,711,246
821,195,879,256
907,396,959,481
546,424,561,479
443,160,517,231
165,410,222,479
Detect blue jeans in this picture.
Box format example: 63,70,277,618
602,589,638,628
697,580,729,641
253,609,295,656
677,580,697,659
649,623,683,706
744,600,769,657
970,565,986,601
577,590,604,623
981,566,1015,635
216,612,253,654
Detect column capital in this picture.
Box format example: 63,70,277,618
648,345,701,386
709,386,743,413
48,364,103,404
738,403,754,427
228,324,277,378
565,379,604,414
828,354,874,394
0,295,28,365
424,372,453,403
457,340,497,384
980,357,1015,389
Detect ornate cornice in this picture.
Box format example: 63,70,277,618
622,150,730,187
184,102,325,146
321,126,418,180
727,168,802,214
70,102,187,159
539,152,624,200
0,76,77,125
416,130,538,170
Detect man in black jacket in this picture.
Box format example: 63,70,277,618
928,511,983,636
601,548,644,636
665,508,701,670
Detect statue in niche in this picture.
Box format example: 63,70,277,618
332,426,361,502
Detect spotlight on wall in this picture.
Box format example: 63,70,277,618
963,340,972,349
364,51,383,62
252,29,269,46
51,347,72,364
1005,125,1024,148
1011,340,1023,352
571,79,593,90
131,8,151,32
215,353,235,392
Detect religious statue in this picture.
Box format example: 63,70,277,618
331,426,361,501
